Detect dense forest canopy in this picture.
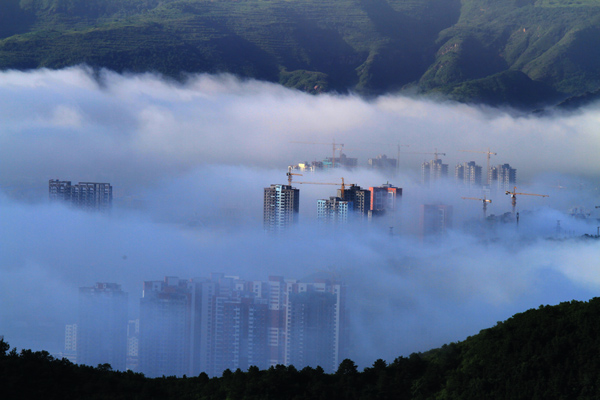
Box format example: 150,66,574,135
2,0,600,107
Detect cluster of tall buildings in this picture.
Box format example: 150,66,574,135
49,179,112,211
72,275,347,377
264,182,402,233
290,153,397,172
421,158,517,190
289,151,517,192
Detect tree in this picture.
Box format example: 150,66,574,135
97,363,113,372
0,338,9,356
336,359,358,376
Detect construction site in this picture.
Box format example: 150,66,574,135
264,142,600,239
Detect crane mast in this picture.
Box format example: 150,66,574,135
462,196,492,219
505,186,549,214
286,166,303,186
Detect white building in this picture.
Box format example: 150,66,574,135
263,184,300,234
317,196,353,224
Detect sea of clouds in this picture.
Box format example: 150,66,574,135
1,67,600,367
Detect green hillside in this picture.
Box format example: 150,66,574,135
421,0,600,106
1,0,600,107
3,297,600,398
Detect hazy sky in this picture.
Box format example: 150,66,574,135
1,67,600,367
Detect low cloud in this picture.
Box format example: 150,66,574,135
1,67,600,367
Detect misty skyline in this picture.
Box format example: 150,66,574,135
2,67,600,370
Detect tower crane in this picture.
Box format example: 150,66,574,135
462,196,492,219
285,168,355,199
459,148,496,185
404,148,446,161
505,186,548,214
294,178,355,200
290,140,344,169
286,166,303,186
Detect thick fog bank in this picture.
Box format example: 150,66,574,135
1,67,600,367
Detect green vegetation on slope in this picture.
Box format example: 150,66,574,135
4,297,600,399
0,0,461,94
432,70,561,107
421,0,600,100
1,0,600,107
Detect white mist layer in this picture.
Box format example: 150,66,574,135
1,67,600,367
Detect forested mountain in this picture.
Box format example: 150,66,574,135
1,0,600,108
4,297,600,399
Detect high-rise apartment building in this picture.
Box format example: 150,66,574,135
338,185,371,219
263,276,287,367
419,204,453,238
263,184,299,233
369,183,402,212
49,179,113,211
489,164,517,191
139,277,193,377
49,180,72,201
368,154,397,171
215,295,269,374
126,319,140,371
285,280,346,372
61,323,78,363
138,274,347,377
421,159,448,185
317,197,354,224
324,154,358,169
77,283,128,371
455,161,483,187
65,323,77,354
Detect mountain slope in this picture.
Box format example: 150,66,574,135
0,0,460,92
421,0,600,100
1,0,600,107
428,298,600,398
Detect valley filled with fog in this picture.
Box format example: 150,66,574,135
1,67,600,368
